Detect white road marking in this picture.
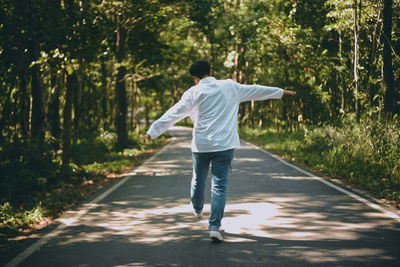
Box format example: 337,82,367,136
242,140,400,223
4,138,175,267
6,131,399,267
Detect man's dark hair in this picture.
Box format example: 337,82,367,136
189,60,211,78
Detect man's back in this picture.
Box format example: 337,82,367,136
146,76,283,153
187,77,241,152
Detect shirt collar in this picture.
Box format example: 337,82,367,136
199,76,216,84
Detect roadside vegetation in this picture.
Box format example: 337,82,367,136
239,115,400,206
0,130,167,238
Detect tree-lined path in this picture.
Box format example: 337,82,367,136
4,127,400,267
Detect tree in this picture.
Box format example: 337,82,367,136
353,0,361,122
97,0,167,150
115,9,128,150
383,0,395,117
62,70,75,169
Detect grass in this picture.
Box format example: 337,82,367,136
238,127,309,165
239,118,400,207
0,131,169,248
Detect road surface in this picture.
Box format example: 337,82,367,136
3,126,400,266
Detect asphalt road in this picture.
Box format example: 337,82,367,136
3,126,400,267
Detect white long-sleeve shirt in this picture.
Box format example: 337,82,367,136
147,76,284,152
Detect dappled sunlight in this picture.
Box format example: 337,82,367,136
34,128,400,266
234,157,264,163
267,196,311,203
114,263,146,267
223,199,362,241
51,188,399,266
2,0,399,263
58,218,78,226
277,247,395,263
134,158,193,176
56,202,210,245
269,174,315,181
56,193,397,248
224,202,280,238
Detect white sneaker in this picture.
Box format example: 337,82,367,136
193,210,203,219
210,230,223,242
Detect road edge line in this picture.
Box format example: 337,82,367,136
4,138,175,267
241,139,400,223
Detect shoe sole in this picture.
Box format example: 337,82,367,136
210,237,223,243
210,232,224,242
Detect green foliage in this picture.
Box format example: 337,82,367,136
71,137,110,166
0,140,59,205
240,116,400,203
82,130,168,175
0,128,168,233
0,202,44,232
239,126,304,153
311,117,400,198
1,0,400,236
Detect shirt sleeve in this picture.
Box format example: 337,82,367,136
146,91,193,139
235,82,284,103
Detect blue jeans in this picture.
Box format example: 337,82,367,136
191,149,234,231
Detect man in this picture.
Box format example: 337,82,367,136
144,60,296,242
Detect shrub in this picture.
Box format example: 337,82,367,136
300,117,400,200
240,116,400,203
0,202,44,231
0,140,59,205
71,138,110,165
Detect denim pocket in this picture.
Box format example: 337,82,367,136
221,149,234,164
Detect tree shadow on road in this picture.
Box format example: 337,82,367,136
10,128,400,266
17,186,400,267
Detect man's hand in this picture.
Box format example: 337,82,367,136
284,90,296,96
142,133,151,142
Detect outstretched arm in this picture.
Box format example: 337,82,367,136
235,82,295,102
143,91,193,140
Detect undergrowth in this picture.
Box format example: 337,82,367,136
239,116,400,205
0,128,168,234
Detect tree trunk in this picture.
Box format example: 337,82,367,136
48,73,61,141
353,0,360,123
19,70,30,142
73,73,82,145
144,102,150,129
30,43,45,146
130,78,138,132
338,30,346,116
115,15,128,150
62,71,76,169
367,11,381,105
116,66,127,149
383,0,394,118
233,38,240,82
101,58,108,129
208,32,217,73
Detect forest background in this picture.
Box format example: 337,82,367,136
1,0,399,235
